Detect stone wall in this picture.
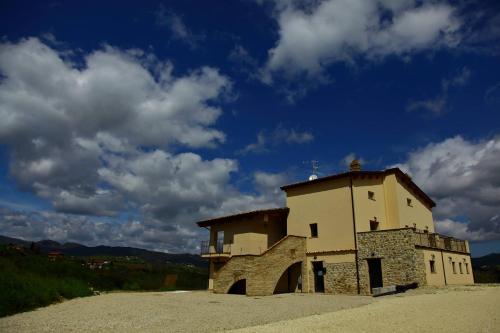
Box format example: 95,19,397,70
357,228,426,294
213,235,307,296
324,262,358,294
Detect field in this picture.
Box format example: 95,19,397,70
0,245,207,317
1,285,498,332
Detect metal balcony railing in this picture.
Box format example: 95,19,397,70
200,239,230,255
414,230,467,253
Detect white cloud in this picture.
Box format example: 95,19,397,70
239,124,314,154
0,37,292,251
396,135,500,241
0,37,232,216
260,0,461,83
436,219,499,242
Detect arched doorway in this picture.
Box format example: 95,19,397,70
228,279,246,294
273,261,303,294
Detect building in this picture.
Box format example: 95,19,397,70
47,251,64,261
196,161,474,296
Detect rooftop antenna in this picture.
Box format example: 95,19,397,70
303,160,319,181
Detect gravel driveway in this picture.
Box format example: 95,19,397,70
231,285,500,333
0,291,373,332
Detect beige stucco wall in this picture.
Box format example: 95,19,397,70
209,215,286,256
382,174,401,229
284,173,436,255
419,249,473,286
350,173,435,232
441,252,474,285
352,176,388,232
420,249,446,286
394,178,435,232
286,178,356,253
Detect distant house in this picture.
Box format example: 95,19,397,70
86,259,110,270
47,251,64,261
196,160,474,296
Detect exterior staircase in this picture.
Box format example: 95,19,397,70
212,235,307,296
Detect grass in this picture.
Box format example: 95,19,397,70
0,245,207,317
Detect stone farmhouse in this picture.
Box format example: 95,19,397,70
196,160,474,296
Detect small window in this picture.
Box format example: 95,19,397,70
368,191,375,200
370,220,379,231
310,223,318,238
465,263,469,274
429,260,436,273
407,198,413,207
459,262,463,274
452,262,456,274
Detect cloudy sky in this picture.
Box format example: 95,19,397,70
0,0,499,256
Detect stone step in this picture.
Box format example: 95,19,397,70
372,285,396,297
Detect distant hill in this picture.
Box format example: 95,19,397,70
0,235,206,269
472,253,500,267
471,253,500,283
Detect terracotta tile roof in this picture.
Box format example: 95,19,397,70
280,167,436,208
196,207,289,227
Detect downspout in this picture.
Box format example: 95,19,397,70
203,226,211,290
349,176,361,294
440,250,447,285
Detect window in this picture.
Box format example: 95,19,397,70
370,220,379,231
216,230,224,253
429,260,436,273
452,262,456,274
465,263,469,274
368,191,375,200
459,262,463,274
310,223,318,238
407,198,413,207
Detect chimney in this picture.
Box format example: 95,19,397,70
349,159,361,172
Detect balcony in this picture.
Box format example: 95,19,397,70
200,239,231,257
414,230,468,253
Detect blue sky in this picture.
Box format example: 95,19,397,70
0,0,499,256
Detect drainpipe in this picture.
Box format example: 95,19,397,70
440,250,447,285
203,226,211,290
349,176,361,294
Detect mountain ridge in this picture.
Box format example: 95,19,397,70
0,235,206,268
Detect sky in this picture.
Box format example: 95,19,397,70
0,0,499,256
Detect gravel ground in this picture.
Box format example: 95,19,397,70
1,286,497,333
230,285,500,333
0,291,372,332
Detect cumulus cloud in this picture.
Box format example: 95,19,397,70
238,124,314,154
407,67,471,115
260,0,461,83
0,37,231,215
0,37,290,252
395,135,500,241
0,208,201,253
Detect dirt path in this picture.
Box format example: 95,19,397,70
0,291,372,332
231,286,500,333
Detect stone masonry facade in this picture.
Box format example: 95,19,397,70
357,228,427,294
213,235,307,296
324,261,358,294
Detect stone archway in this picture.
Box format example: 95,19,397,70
273,261,303,294
227,279,246,294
